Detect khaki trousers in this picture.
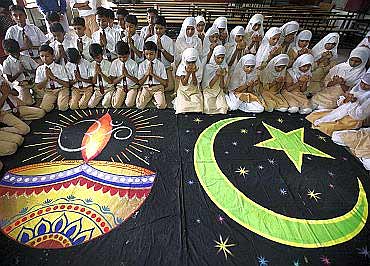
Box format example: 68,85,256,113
14,84,34,105
112,86,138,108
88,87,115,108
69,86,93,110
40,87,69,112
0,111,30,135
0,131,23,156
165,67,175,92
136,85,166,109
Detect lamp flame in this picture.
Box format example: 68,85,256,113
82,113,112,162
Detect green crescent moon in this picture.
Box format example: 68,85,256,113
193,117,368,248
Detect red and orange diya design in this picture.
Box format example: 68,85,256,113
0,110,161,249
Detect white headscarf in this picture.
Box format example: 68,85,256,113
202,45,227,87
177,17,198,45
280,21,299,38
229,54,257,92
314,73,370,124
201,25,220,62
176,47,203,83
291,30,312,53
327,46,369,87
255,27,282,67
195,16,206,34
226,26,246,67
311,33,339,61
245,14,264,37
260,54,289,84
213,17,229,41
357,30,370,48
287,53,314,83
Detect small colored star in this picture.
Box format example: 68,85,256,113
232,141,238,146
193,117,203,124
257,256,269,266
214,235,236,260
307,189,321,202
217,215,225,224
258,165,264,170
235,167,249,178
329,184,335,189
328,171,335,177
268,158,276,165
225,151,229,155
195,219,201,223
185,149,190,153
280,188,287,195
317,135,327,142
240,129,248,134
277,118,284,123
293,260,300,266
307,156,312,160
186,129,190,133
188,180,194,185
357,246,369,258
342,157,348,161
256,130,262,134
320,255,331,265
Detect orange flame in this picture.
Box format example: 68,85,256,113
82,113,112,162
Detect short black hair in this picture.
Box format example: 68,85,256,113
66,48,81,64
96,6,107,17
154,16,166,27
50,22,65,33
144,41,157,52
89,43,103,58
46,11,60,23
116,41,130,56
2,39,20,54
125,14,138,26
39,44,54,55
117,7,129,17
9,5,26,14
147,8,158,15
106,8,114,20
72,16,85,27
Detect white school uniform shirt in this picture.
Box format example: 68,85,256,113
5,24,48,58
140,25,155,39
70,0,97,17
91,59,111,88
122,33,144,64
0,91,18,112
49,34,75,66
109,58,138,88
3,54,38,84
65,59,92,88
138,59,167,85
91,27,120,58
71,34,93,62
35,62,69,89
146,34,174,69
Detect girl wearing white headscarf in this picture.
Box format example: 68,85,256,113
281,54,314,114
244,14,264,54
225,26,247,77
202,45,228,114
213,17,228,45
255,27,283,68
195,16,206,43
307,73,370,136
174,48,204,114
279,21,300,53
312,47,369,109
225,54,264,113
175,17,202,66
287,30,312,66
332,127,370,170
201,25,221,65
357,31,370,49
259,54,290,112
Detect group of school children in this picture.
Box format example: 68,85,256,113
1,5,370,170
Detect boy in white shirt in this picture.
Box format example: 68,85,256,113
71,17,93,62
88,43,114,108
124,15,144,64
137,41,167,109
49,23,75,66
140,8,158,42
65,48,93,110
116,7,129,40
2,39,39,105
70,0,99,37
91,7,120,62
147,16,175,92
110,41,139,108
35,45,70,112
45,12,62,42
5,5,48,62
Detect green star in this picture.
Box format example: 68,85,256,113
255,122,334,172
